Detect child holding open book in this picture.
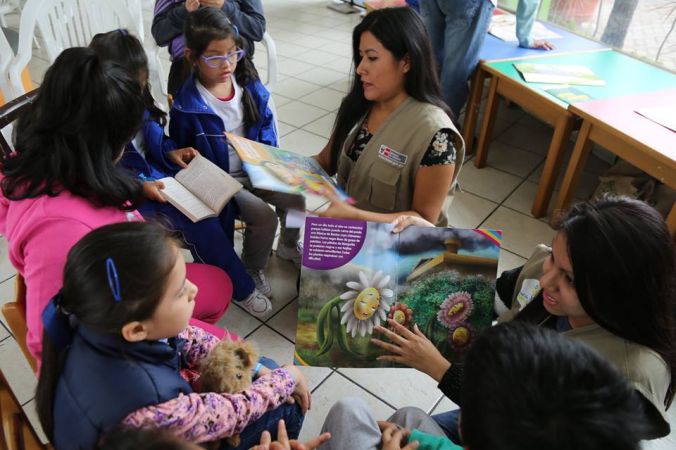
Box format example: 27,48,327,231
170,8,305,311
90,30,271,317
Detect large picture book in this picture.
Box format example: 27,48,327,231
294,217,502,368
226,133,350,201
514,63,605,86
159,154,242,223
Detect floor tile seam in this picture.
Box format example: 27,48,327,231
427,395,444,415
289,123,334,142
309,368,337,394
275,78,327,96
0,273,16,284
333,370,399,411
263,295,299,327
279,104,336,124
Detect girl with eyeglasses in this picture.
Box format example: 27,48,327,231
89,29,271,320
170,7,305,317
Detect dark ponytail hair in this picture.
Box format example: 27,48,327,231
184,7,261,130
560,196,676,408
36,222,181,439
0,47,144,210
89,29,167,126
328,7,450,173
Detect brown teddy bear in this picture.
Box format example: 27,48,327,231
199,340,260,448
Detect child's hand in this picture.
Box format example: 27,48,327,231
282,365,312,414
251,419,331,450
390,215,435,233
185,0,200,12
167,147,199,168
143,180,167,203
199,0,225,8
379,422,419,450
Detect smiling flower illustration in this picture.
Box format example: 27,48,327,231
340,271,394,337
437,291,473,328
387,303,414,330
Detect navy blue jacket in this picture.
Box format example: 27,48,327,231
167,73,278,174
53,327,191,450
120,110,179,178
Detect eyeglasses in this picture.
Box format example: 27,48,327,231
200,48,246,68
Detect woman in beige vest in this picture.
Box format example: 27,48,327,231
374,197,675,442
314,7,464,226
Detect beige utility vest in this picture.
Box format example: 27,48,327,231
336,97,464,225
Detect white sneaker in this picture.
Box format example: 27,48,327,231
276,241,302,267
239,289,272,317
247,269,272,297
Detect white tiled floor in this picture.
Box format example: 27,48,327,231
0,0,673,448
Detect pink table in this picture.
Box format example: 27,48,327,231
553,89,676,233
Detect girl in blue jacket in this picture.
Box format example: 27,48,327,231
89,30,271,317
170,7,305,309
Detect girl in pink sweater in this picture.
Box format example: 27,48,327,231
0,46,235,364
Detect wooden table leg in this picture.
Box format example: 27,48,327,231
531,113,574,218
462,67,487,156
552,120,594,216
474,76,500,168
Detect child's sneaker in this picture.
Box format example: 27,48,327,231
247,269,272,297
276,241,302,267
239,289,272,317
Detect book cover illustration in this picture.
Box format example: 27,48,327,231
226,133,350,201
294,217,502,368
541,86,594,104
514,63,605,86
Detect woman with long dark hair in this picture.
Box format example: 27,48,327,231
373,197,675,443
314,7,464,226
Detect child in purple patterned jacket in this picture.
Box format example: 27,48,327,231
36,222,310,450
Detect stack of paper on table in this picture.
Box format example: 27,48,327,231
489,13,562,43
514,63,605,86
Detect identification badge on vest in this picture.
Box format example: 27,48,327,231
378,145,408,168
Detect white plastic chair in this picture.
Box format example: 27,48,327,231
120,0,168,109
0,28,14,100
8,0,140,97
0,0,19,27
260,32,280,136
261,31,278,91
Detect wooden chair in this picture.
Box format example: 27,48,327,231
1,275,36,374
0,368,48,450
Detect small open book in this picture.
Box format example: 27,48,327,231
159,155,243,223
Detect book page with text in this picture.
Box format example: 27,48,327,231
159,177,215,222
175,155,242,213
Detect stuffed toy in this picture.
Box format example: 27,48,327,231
199,340,260,448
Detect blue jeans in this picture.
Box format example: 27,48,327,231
224,402,304,450
138,201,255,301
431,408,462,445
419,0,495,117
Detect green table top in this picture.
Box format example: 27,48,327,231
486,50,676,108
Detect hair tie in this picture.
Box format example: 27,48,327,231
42,293,75,351
106,257,122,302
232,24,239,38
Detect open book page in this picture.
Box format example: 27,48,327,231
174,154,243,214
226,132,350,202
489,12,562,42
294,217,503,368
514,63,605,86
159,177,216,222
